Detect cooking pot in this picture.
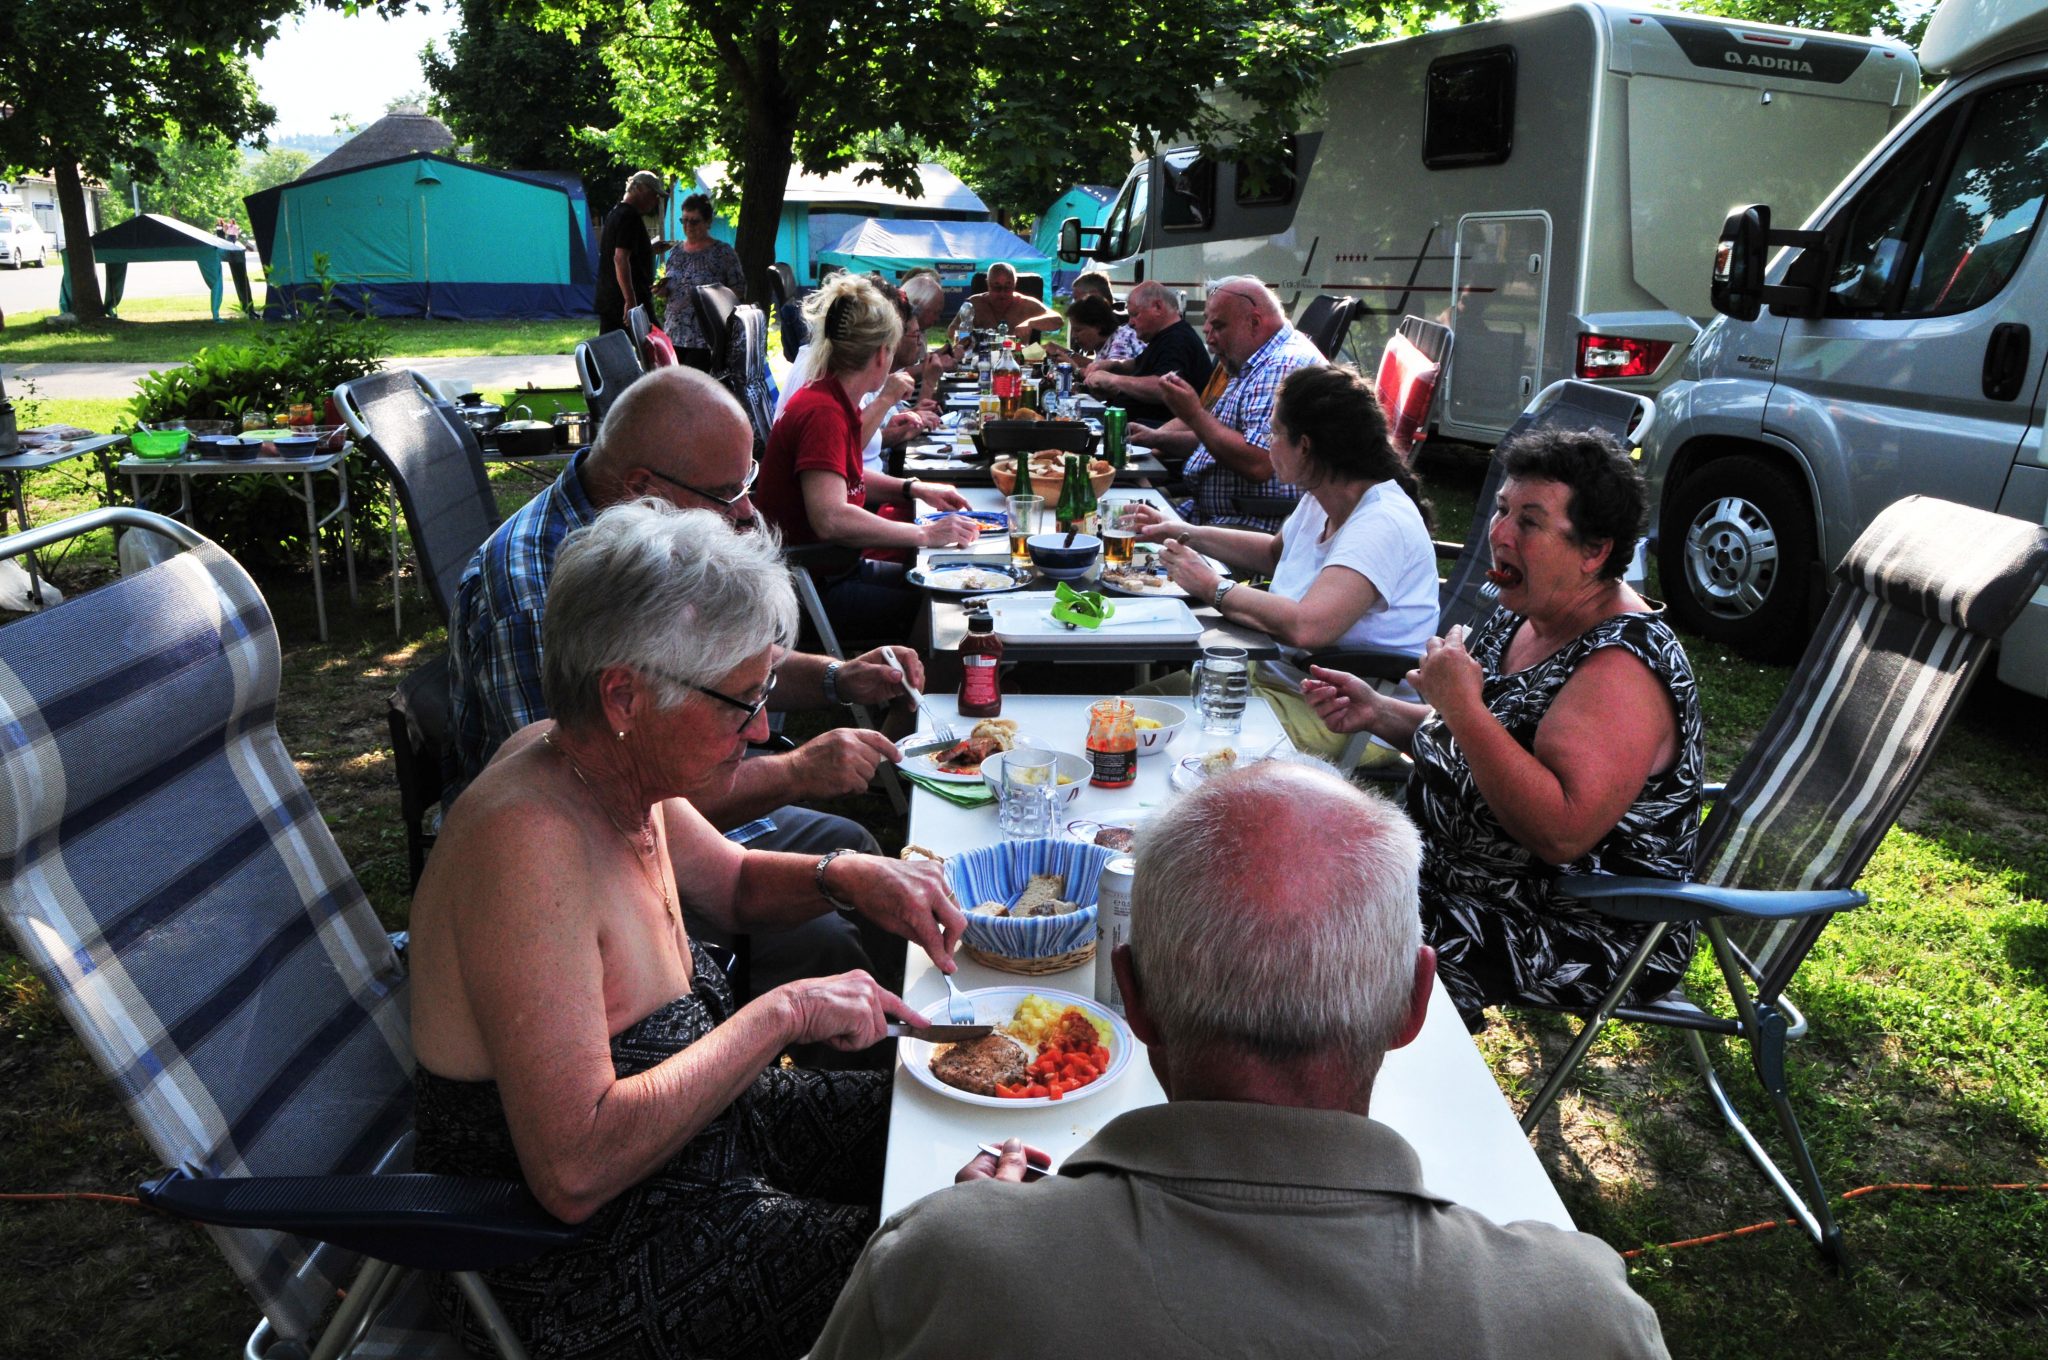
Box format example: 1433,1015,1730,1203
554,410,592,448
494,407,557,458
454,392,503,434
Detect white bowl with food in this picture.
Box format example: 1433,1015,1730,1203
1124,698,1187,756
979,747,1089,805
900,985,1134,1108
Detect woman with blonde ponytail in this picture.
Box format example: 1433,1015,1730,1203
755,273,976,636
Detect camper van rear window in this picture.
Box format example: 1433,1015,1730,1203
1160,147,1216,232
1425,48,1516,169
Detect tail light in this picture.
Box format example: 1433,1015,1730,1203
1577,333,1675,380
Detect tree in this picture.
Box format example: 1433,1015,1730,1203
422,0,637,203
531,0,1385,302
0,0,407,321
246,146,315,196
104,126,250,235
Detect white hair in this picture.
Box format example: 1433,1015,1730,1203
1129,760,1422,1063
1207,275,1283,320
987,261,1017,285
542,501,796,729
902,274,945,315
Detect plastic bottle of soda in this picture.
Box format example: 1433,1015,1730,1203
957,613,1004,718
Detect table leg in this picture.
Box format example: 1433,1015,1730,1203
338,458,357,607
4,472,50,608
302,470,328,643
389,489,402,639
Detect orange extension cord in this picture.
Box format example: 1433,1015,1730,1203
1620,1181,2048,1259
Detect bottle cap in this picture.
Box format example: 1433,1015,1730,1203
968,612,994,634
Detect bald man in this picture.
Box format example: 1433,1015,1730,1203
812,762,1670,1360
1129,276,1325,532
447,368,918,995
957,262,1063,341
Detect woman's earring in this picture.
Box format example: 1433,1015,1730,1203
617,730,627,742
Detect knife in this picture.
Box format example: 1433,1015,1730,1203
886,1022,995,1040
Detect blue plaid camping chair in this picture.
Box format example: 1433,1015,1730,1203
0,509,572,1359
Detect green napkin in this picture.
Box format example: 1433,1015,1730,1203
898,769,997,806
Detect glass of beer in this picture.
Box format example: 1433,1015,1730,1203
1006,494,1042,568
1101,500,1138,567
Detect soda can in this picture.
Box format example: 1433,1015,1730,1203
1055,362,1074,402
1103,405,1128,469
1094,854,1138,1013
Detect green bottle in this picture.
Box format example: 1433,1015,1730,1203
1055,453,1082,534
1076,451,1099,536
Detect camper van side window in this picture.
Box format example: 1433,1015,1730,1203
1161,147,1215,232
1234,137,1300,208
1424,48,1516,169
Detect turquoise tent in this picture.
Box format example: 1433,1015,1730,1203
669,162,990,283
814,218,1052,294
245,154,596,320
57,214,253,320
1033,185,1116,295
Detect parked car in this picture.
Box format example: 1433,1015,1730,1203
1641,0,2048,697
0,212,55,268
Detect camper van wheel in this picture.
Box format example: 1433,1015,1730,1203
1660,454,1815,663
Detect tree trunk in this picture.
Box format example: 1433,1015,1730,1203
732,121,795,312
53,158,104,322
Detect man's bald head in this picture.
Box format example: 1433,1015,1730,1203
1202,276,1286,367
585,367,757,524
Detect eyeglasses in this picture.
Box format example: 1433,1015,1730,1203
643,460,759,510
681,215,707,227
643,666,778,727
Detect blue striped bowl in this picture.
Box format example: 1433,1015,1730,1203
946,838,1117,959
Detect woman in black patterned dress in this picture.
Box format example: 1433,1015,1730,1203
1303,427,1704,1026
406,501,967,1359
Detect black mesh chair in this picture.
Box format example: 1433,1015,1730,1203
721,304,776,457
625,304,654,361
1016,271,1046,302
692,282,739,373
1517,497,2048,1266
1294,293,1358,359
575,330,645,426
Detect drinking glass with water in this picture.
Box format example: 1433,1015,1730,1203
997,749,1060,838
1192,645,1250,736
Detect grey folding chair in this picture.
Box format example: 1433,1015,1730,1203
721,303,776,457
693,282,739,374
625,304,654,362
781,542,909,817
574,330,645,426
0,508,575,1359
1518,496,2048,1266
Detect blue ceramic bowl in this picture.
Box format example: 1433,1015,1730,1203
945,837,1116,959
1027,533,1102,581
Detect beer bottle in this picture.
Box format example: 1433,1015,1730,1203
1055,453,1082,534
1076,451,1100,536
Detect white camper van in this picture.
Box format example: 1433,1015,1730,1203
1640,0,2048,694
1059,1,1918,443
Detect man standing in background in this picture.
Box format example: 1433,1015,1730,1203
595,170,663,334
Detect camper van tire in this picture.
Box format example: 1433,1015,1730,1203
1660,454,1816,663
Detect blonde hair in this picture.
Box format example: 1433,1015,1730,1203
800,273,902,379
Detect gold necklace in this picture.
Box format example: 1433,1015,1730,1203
542,728,676,925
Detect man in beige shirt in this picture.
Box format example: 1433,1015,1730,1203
810,762,1671,1360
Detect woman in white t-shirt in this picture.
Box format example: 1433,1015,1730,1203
1131,364,1438,760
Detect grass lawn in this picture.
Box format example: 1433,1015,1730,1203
2,444,2044,1356
1,292,590,365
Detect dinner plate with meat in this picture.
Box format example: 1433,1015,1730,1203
905,563,1030,596
898,718,1018,782
900,986,1135,1109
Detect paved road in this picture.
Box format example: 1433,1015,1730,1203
4,353,581,400
0,258,257,318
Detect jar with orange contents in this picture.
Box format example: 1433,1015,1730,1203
1086,698,1137,789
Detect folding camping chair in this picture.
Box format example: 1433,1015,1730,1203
0,508,576,1359
1516,496,2048,1266
574,330,645,426
770,261,806,362
1378,315,1453,458
1294,293,1358,359
693,283,739,374
720,303,776,457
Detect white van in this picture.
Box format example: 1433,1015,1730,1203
1642,0,2048,694
0,212,54,269
1059,1,1917,443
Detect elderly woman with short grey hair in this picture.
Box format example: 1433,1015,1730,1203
406,500,967,1360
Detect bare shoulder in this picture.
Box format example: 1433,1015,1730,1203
419,738,595,938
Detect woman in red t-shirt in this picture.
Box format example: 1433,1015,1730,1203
758,274,976,638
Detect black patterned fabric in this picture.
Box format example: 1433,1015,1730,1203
1407,608,1705,1021
413,941,888,1359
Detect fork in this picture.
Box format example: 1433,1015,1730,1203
944,971,975,1025
880,646,954,743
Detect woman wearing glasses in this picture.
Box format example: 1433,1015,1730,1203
408,502,968,1360
658,192,748,369
755,272,977,638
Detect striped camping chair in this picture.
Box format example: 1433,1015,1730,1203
1517,496,2048,1266
0,509,571,1359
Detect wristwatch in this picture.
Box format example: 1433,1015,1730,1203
822,660,848,706
815,847,859,913
1212,578,1240,609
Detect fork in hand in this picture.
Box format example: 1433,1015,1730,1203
879,646,954,743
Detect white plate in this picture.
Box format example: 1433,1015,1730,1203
907,563,1029,596
899,986,1134,1109
899,743,994,783
1170,751,1247,792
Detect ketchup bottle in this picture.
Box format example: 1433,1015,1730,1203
957,613,1004,717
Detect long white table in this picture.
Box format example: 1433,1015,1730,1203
882,692,1574,1230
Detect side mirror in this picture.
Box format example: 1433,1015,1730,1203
1058,216,1085,265
1711,206,1769,322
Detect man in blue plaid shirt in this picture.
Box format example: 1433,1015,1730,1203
1131,277,1327,533
448,368,920,995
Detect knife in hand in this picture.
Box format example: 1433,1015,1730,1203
885,1022,994,1040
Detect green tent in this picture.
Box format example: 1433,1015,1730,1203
58,214,253,320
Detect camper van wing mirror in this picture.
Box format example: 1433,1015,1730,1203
1711,206,1769,322
1057,216,1103,266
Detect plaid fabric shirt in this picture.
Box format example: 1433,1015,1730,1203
1179,324,1327,532
446,454,774,842
1099,323,1142,362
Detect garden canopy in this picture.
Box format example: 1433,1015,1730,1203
57,214,253,320
1032,185,1116,294
814,218,1052,290
245,154,596,320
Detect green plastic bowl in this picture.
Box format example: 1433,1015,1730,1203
130,429,191,460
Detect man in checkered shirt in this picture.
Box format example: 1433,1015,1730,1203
1131,276,1327,533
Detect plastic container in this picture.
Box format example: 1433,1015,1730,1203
129,429,191,460
957,612,1004,717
